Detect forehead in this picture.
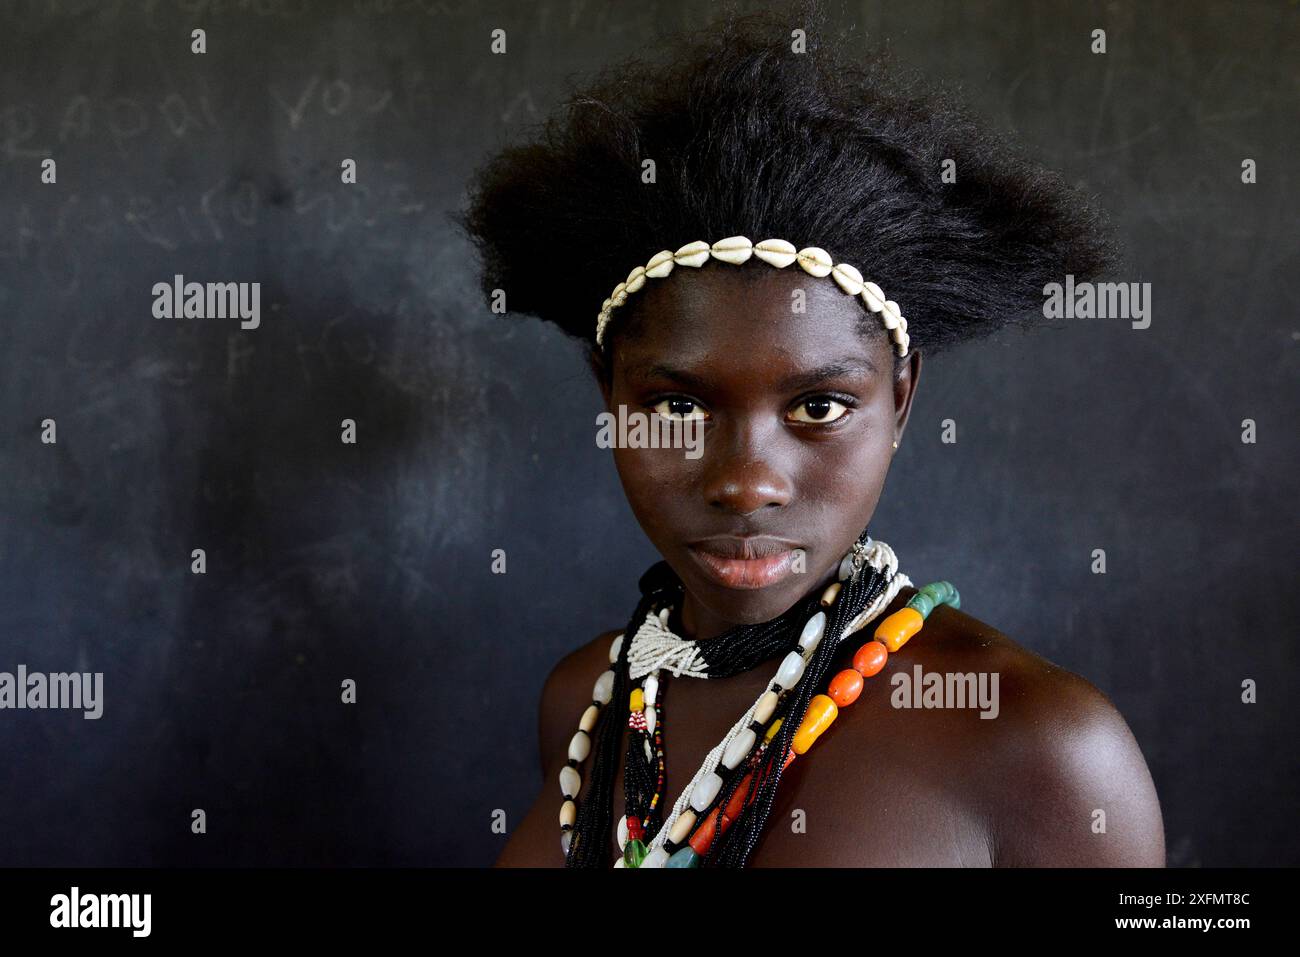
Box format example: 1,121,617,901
610,261,889,377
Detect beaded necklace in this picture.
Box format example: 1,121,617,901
559,532,960,867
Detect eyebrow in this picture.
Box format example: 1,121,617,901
627,357,880,391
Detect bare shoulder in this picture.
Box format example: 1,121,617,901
536,628,623,777
909,598,1166,867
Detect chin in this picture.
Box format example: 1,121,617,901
683,574,809,626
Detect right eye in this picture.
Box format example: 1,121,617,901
652,397,710,421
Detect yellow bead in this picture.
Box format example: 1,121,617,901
560,799,576,827
754,691,780,724
820,582,842,607
579,705,599,733
876,607,924,652
630,688,644,711
764,717,784,743
792,695,838,754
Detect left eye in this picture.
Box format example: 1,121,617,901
788,397,849,424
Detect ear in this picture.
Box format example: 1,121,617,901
587,346,612,408
892,347,922,443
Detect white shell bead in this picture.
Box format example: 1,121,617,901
690,771,723,812
775,650,806,689
839,554,857,581
644,674,659,706
711,235,753,265
882,299,902,321
669,810,697,843
797,246,834,277
860,281,886,311
674,240,710,267
560,765,581,798
645,249,675,278
617,814,628,849
799,611,828,655
625,265,646,294
593,669,615,705
609,635,623,663
880,309,900,330
754,690,780,724
579,704,599,733
560,799,576,827
722,728,757,770
645,705,657,735
568,730,591,763
753,238,797,268
644,739,653,762
831,262,865,295
642,847,670,868
561,830,572,856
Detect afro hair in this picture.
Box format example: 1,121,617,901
455,1,1118,372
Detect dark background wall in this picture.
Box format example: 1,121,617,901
0,0,1294,867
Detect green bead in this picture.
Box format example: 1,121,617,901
924,581,953,603
907,591,934,618
666,846,700,868
623,838,647,868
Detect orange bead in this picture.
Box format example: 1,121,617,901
689,806,723,855
876,607,923,652
853,639,888,677
782,748,798,771
828,668,864,706
792,694,838,755
724,772,755,820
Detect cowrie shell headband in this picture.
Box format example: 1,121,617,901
594,236,910,357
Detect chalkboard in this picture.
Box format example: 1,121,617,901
0,0,1295,867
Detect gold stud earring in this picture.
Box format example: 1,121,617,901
892,440,898,449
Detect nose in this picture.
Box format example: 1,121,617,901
702,430,793,515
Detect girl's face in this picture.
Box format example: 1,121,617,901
596,263,922,642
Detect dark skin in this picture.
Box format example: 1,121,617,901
497,263,1166,867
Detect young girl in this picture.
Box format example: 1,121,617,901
458,9,1165,868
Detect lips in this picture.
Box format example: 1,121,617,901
687,536,801,590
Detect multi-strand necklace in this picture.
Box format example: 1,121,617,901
559,530,961,867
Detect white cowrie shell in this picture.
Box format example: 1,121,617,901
831,262,864,296
710,235,753,264
753,238,798,268
601,298,612,311
860,281,886,311
899,331,910,354
625,265,646,294
645,249,675,278
881,309,900,330
674,240,710,267
796,246,833,277
882,299,902,322
610,289,627,307
896,315,908,335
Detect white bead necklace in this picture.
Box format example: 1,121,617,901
558,537,912,867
